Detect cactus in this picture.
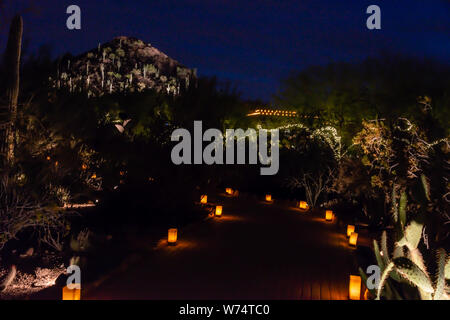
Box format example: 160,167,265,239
363,184,449,299
434,249,447,300
381,231,390,266
393,257,434,293
445,256,450,280
398,219,423,250
399,191,407,228
373,239,385,270
376,261,395,300
3,15,23,163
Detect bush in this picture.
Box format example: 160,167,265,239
0,174,70,252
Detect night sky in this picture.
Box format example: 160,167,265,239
1,0,449,100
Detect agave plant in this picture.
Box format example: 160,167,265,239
360,175,449,300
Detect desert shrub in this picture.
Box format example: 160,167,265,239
0,174,70,251
337,117,449,230
282,125,341,207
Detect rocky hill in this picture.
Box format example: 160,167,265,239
51,36,197,97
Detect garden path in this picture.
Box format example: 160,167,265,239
86,193,360,300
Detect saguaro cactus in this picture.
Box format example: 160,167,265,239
4,15,23,163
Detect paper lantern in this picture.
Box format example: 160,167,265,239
62,285,81,300
349,275,361,300
349,232,358,247
347,225,355,237
225,188,233,195
168,228,178,245
299,201,308,210
215,205,223,217
200,195,207,204
325,210,333,221
265,194,272,202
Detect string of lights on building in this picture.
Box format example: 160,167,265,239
247,109,298,117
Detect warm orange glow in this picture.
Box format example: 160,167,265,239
168,228,178,245
325,210,333,221
46,156,51,161
225,188,233,195
349,275,361,300
215,205,223,217
364,288,370,300
63,203,96,209
81,164,87,170
91,174,97,179
299,201,308,210
265,194,272,202
200,195,207,204
247,108,298,117
62,285,81,300
347,225,355,237
349,232,358,247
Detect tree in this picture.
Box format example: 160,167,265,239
275,56,450,145
2,15,23,163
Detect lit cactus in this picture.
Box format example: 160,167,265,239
445,256,450,280
393,257,434,294
100,63,105,88
362,176,449,300
434,249,447,300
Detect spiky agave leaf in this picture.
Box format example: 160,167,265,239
377,262,394,300
393,257,434,294
434,249,447,300
381,231,390,266
373,239,385,271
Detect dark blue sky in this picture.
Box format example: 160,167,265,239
1,0,449,100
